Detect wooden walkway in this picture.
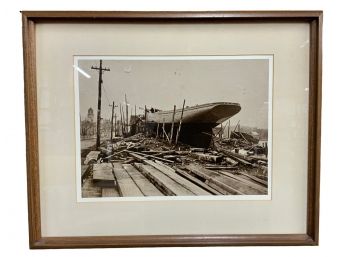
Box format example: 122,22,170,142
82,160,268,198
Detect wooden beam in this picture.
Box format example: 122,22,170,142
102,188,119,197
173,167,221,195
134,163,194,196
92,163,116,188
82,177,102,198
148,160,211,195
123,164,163,196
127,150,174,163
112,163,143,197
175,99,185,145
191,152,223,163
170,105,176,143
240,172,268,186
184,164,244,195
220,171,267,194
185,164,264,195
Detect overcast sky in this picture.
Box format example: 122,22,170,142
77,58,270,129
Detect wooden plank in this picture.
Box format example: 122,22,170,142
249,155,268,162
173,167,221,195
213,144,254,166
81,164,91,182
225,157,238,166
220,171,267,194
240,172,268,186
134,163,194,196
228,154,253,166
127,150,174,163
191,152,223,163
93,163,114,179
102,188,119,197
84,150,100,165
185,164,263,195
185,164,243,195
150,160,211,195
112,163,144,197
205,181,231,195
82,177,102,198
123,164,164,196
204,166,237,170
92,163,115,187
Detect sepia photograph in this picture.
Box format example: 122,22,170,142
75,56,272,200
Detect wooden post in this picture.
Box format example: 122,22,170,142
175,99,185,145
110,101,115,142
228,119,230,139
125,94,128,134
170,105,176,144
220,123,223,142
133,105,136,133
91,60,110,149
120,104,125,136
163,118,170,142
156,123,159,138
234,120,240,132
122,105,127,136
114,113,117,137
144,105,147,136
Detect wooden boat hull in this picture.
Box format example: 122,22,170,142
146,102,241,147
147,102,241,125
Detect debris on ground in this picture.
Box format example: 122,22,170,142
81,132,268,197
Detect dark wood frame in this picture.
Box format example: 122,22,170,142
22,11,322,248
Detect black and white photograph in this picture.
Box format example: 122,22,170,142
75,56,272,200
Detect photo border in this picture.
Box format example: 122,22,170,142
74,55,274,202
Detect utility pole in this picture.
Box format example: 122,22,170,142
134,105,137,133
144,105,147,136
91,60,110,149
119,104,124,136
114,113,117,137
110,101,115,142
125,94,128,134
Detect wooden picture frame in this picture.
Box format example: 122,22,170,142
22,11,322,248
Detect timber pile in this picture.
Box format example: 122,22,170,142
81,133,268,198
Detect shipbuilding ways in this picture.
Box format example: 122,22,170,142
146,102,241,147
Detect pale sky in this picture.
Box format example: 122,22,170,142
77,58,270,129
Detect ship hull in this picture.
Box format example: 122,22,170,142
146,102,241,147
147,102,241,125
